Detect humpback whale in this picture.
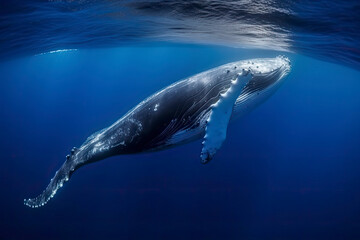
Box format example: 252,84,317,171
24,56,291,208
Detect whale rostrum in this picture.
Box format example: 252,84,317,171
24,56,291,208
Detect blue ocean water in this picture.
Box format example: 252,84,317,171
0,1,360,240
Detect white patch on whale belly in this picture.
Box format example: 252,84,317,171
166,127,203,146
166,110,210,146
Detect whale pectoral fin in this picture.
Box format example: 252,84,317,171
200,69,252,164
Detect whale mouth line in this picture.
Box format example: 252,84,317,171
247,56,291,76
243,56,291,93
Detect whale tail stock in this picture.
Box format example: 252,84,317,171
24,126,114,208
24,148,82,208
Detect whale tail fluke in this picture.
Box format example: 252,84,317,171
24,155,77,208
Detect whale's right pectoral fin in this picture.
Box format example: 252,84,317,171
200,69,252,164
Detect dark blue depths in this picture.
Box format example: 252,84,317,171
0,45,359,239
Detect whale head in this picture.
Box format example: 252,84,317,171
232,56,291,116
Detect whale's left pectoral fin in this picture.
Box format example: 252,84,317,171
200,69,252,164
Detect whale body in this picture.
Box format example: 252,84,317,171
24,56,291,208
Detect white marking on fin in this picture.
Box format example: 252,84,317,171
200,69,252,164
